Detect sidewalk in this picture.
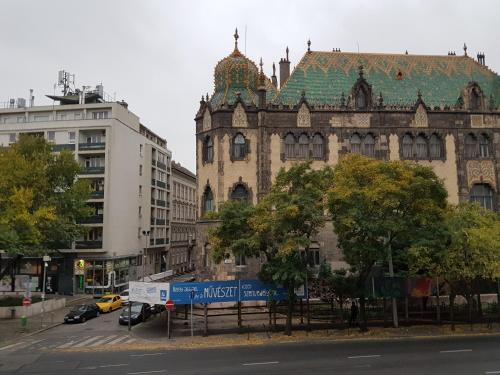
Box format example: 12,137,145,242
0,295,93,345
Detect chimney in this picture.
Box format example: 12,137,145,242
29,89,34,107
279,46,290,88
271,62,278,87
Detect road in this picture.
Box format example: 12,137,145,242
1,327,500,375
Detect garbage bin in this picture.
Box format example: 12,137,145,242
20,315,27,329
10,308,16,319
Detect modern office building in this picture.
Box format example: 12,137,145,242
194,31,499,280
0,84,172,294
170,161,196,274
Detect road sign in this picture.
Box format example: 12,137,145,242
165,299,174,312
22,297,30,306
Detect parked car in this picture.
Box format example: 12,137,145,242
95,294,122,313
119,289,130,305
64,304,99,323
151,304,165,315
119,302,152,325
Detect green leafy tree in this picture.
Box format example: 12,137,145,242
410,203,500,327
210,161,333,335
0,135,91,288
328,154,448,331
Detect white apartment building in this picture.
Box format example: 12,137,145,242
170,161,196,274
0,92,172,295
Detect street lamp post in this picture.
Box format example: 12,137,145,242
142,230,150,281
41,255,50,328
387,232,399,328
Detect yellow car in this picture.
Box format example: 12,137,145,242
95,294,122,313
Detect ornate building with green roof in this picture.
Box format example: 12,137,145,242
194,31,499,280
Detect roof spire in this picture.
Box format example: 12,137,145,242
463,42,468,56
234,28,239,51
307,39,311,53
286,46,289,61
358,64,364,79
272,62,276,76
417,89,422,101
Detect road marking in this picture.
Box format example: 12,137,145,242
106,336,130,345
99,363,128,368
485,371,500,374
124,338,137,344
89,335,118,347
242,361,280,366
348,355,381,359
131,353,164,357
127,371,166,375
0,342,26,351
73,336,104,348
57,341,77,349
440,349,472,354
79,366,98,370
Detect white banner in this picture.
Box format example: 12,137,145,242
129,281,170,305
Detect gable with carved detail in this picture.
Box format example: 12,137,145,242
232,103,248,128
297,103,311,128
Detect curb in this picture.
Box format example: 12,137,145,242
23,322,64,337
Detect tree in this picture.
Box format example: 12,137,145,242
0,135,90,289
328,154,448,331
410,203,500,328
210,161,333,335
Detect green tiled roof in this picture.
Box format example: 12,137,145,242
274,51,500,107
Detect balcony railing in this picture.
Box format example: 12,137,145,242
52,144,76,152
81,166,105,174
156,161,167,170
156,219,166,226
150,238,155,246
90,190,104,199
79,142,106,151
151,178,156,186
156,180,166,189
75,240,103,249
156,238,165,245
78,215,104,224
156,199,166,207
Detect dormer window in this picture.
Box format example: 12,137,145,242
356,90,367,110
470,89,481,110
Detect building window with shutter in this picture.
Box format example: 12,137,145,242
232,133,246,159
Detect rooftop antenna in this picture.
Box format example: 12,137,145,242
357,42,360,54
244,24,247,55
57,70,75,95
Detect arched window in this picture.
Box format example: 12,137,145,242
465,134,477,158
356,90,367,110
203,137,213,163
350,133,361,154
230,184,249,202
312,134,324,159
429,134,442,159
479,134,490,158
233,133,246,159
362,134,375,157
415,135,428,159
202,187,214,214
470,183,494,210
470,89,481,110
284,133,295,159
298,134,309,159
402,134,413,158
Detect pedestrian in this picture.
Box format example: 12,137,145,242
349,300,358,327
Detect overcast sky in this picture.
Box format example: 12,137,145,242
1,0,499,171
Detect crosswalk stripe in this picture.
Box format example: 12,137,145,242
73,336,104,348
56,336,91,349
124,338,136,344
89,335,118,347
106,336,130,345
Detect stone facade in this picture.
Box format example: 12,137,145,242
195,34,500,280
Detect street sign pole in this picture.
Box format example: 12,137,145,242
167,309,171,339
128,301,132,332
190,291,194,337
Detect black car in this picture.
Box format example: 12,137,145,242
119,302,151,325
64,304,100,323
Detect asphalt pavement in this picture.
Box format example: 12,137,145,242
1,333,499,374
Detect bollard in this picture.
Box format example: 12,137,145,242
20,315,27,329
10,308,16,319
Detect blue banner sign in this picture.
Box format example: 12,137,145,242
169,279,292,305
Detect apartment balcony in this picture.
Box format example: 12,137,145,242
166,183,171,190
152,160,156,166
156,238,165,245
150,238,155,246
52,144,76,152
156,180,166,189
156,161,167,170
90,190,104,199
79,142,106,151
78,215,104,224
81,166,105,174
156,200,166,207
75,240,103,249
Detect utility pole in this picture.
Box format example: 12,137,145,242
387,232,398,328
142,230,150,281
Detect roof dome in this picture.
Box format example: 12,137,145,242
211,29,259,107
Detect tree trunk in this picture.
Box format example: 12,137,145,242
359,296,368,332
450,293,456,331
476,293,482,318
339,297,344,328
285,286,294,336
10,263,16,292
466,294,473,330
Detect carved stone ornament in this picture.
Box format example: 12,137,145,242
232,103,248,128
410,104,428,128
470,114,485,128
297,103,311,128
329,113,370,128
202,109,211,131
466,160,496,191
